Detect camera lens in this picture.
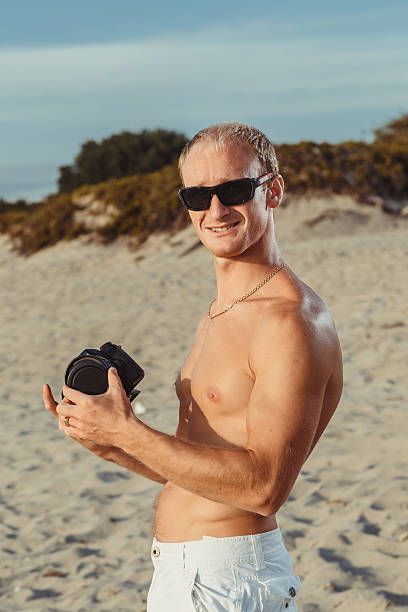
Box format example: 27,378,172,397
66,356,111,395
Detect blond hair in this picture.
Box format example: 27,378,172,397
178,122,279,178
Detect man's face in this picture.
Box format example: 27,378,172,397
181,141,273,259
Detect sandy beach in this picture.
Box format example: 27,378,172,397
0,194,407,611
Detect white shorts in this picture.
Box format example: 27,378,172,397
147,527,300,611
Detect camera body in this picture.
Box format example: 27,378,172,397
64,342,144,402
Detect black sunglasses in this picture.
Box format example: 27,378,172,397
178,173,276,211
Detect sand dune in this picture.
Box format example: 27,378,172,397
0,195,407,611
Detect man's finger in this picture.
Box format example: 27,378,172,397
43,384,58,417
56,402,81,419
62,384,87,403
107,367,124,392
58,414,80,436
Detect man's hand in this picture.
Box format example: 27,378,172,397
43,373,168,484
43,383,109,456
43,367,138,448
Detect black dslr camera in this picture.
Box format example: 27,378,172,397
64,342,144,402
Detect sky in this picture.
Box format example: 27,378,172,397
1,0,407,201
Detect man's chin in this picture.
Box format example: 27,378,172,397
203,240,245,259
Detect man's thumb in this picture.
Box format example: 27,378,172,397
108,367,121,388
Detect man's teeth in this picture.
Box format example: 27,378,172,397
210,223,237,232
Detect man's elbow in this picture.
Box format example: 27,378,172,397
253,487,287,517
254,499,281,517
246,452,290,516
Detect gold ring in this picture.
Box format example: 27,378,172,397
64,416,71,427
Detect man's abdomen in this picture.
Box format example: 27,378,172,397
153,481,277,542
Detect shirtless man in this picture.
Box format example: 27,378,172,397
43,122,343,611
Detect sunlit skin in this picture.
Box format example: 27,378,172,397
43,138,343,544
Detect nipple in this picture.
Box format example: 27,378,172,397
206,387,219,402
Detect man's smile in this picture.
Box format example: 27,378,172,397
206,221,241,233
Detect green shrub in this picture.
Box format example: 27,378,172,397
73,163,189,245
58,129,188,193
1,194,87,255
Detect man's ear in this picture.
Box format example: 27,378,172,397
267,174,284,209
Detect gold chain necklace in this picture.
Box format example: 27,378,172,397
208,262,287,319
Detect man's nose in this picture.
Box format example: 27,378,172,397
207,194,230,219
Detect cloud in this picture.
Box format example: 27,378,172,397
0,18,407,171
1,21,407,111
1,14,406,197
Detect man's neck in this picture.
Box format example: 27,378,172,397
212,240,283,306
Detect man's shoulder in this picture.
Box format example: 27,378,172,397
249,287,340,372
255,285,332,335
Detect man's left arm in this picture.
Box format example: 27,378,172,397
59,315,336,515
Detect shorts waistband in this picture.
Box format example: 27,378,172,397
151,528,286,569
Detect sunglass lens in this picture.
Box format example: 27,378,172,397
181,187,210,210
217,179,252,205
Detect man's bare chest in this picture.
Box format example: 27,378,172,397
176,316,255,448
